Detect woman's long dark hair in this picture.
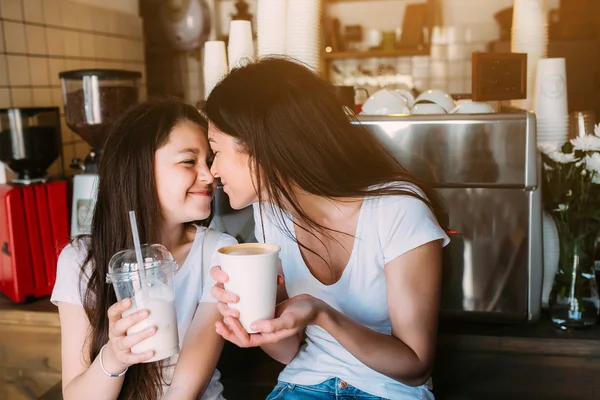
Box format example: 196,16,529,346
204,57,448,260
78,98,209,400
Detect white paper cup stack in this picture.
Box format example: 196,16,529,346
203,41,228,99
286,0,322,72
534,58,569,144
228,20,255,71
257,0,287,56
510,0,548,111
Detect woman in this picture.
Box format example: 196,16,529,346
204,58,449,400
51,98,236,400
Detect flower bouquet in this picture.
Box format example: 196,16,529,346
538,125,600,329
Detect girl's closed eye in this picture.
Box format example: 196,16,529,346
181,159,196,165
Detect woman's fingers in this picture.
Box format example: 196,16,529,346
216,302,240,318
226,317,253,346
209,266,229,283
211,284,239,304
215,320,245,347
251,314,296,334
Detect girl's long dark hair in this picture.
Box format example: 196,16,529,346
204,57,448,261
78,98,209,400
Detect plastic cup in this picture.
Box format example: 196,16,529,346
106,244,179,362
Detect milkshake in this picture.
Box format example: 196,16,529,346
107,244,180,362
122,280,179,362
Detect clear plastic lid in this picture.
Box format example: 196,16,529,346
106,244,177,283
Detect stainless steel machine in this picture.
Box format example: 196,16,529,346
358,112,542,323
213,112,543,323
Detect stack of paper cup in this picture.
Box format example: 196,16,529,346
534,58,569,144
228,20,255,71
510,0,548,111
286,0,322,72
203,41,228,99
257,0,287,56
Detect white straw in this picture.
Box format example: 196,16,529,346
128,210,146,281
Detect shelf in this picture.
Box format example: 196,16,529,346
326,0,413,3
323,46,430,60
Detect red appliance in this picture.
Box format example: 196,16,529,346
0,107,69,303
0,182,69,302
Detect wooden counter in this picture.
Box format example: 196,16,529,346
0,295,61,400
433,315,600,400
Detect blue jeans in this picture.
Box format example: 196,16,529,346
265,378,389,400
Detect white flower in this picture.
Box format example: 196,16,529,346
538,142,562,154
585,152,600,184
571,135,600,151
555,204,569,212
585,152,600,172
595,123,600,137
547,151,578,164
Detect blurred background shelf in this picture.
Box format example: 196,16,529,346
324,46,430,60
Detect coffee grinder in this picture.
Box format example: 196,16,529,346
0,107,69,302
59,70,141,237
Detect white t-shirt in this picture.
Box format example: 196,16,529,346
51,225,237,400
252,186,450,400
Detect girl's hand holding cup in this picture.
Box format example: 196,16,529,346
103,298,156,373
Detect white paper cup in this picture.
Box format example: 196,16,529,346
512,0,547,28
228,20,254,71
219,243,281,333
204,40,228,68
534,58,568,118
203,41,228,98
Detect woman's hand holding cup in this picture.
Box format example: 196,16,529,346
210,263,285,348
103,298,156,373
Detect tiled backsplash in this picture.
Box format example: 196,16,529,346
0,0,146,177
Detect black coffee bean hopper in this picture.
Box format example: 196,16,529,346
58,69,142,172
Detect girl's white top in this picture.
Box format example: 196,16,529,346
51,225,237,399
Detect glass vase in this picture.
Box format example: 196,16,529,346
548,219,600,329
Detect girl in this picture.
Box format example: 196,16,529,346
205,58,449,400
51,98,237,400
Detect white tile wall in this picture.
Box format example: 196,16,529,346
0,0,146,177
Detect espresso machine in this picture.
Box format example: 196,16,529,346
358,113,543,323
59,70,141,237
0,107,69,302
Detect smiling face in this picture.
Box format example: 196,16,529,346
154,121,216,224
208,123,258,209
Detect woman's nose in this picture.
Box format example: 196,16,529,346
210,162,219,178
